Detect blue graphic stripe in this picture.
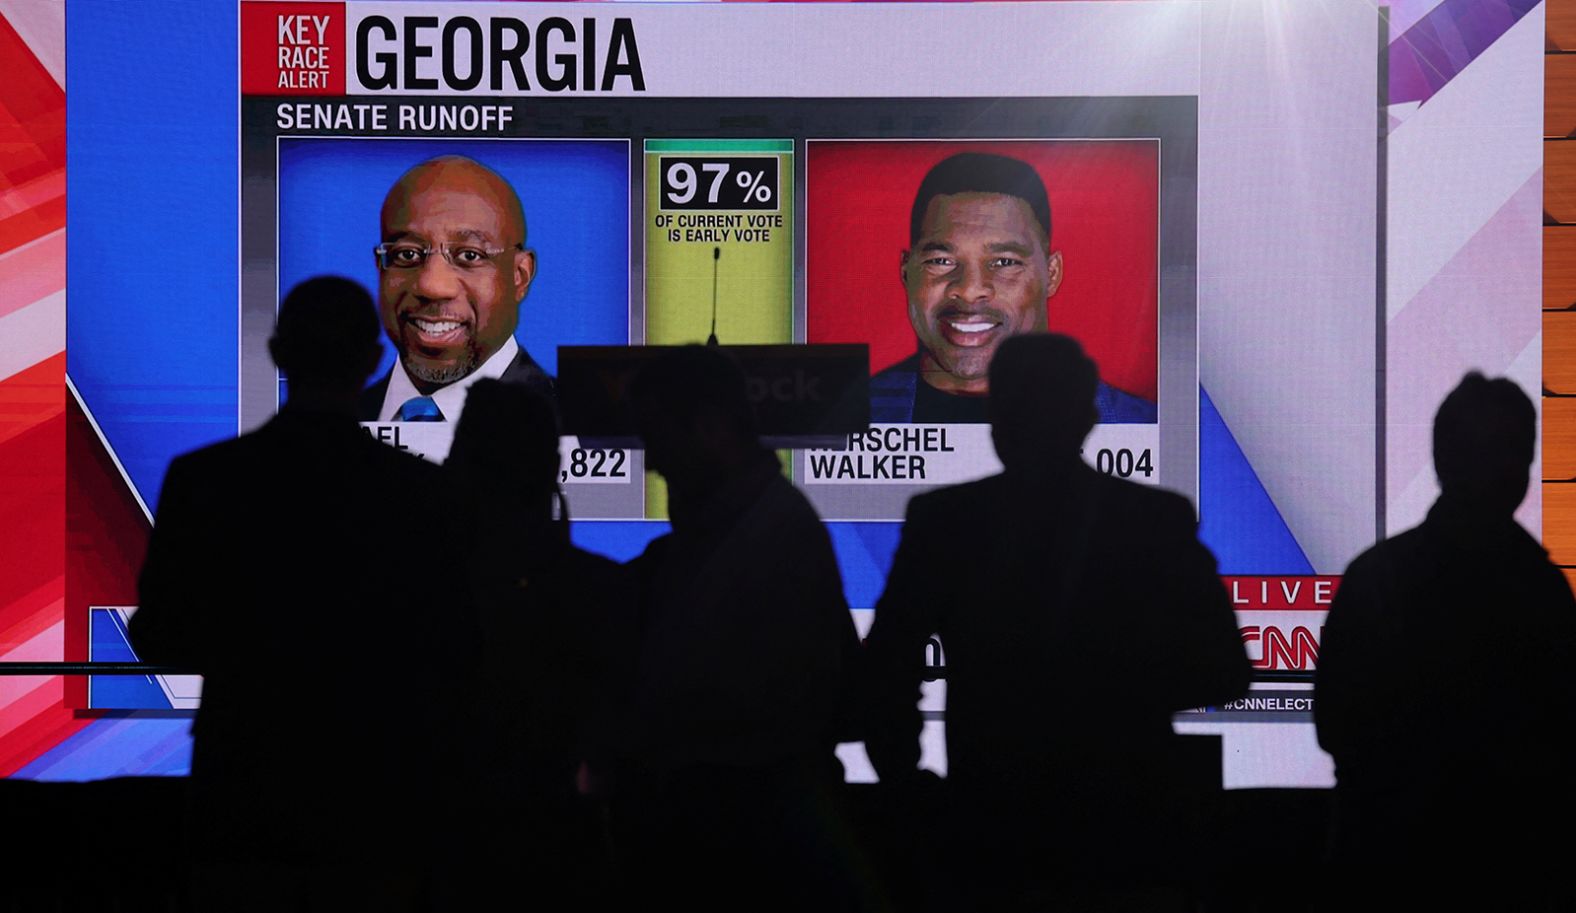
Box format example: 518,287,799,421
88,610,173,711
13,718,194,781
1197,387,1314,575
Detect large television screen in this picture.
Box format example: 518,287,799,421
0,0,1545,788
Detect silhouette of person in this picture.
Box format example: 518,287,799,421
435,378,626,911
862,333,1249,910
132,276,478,912
1315,373,1576,909
616,345,865,913
361,154,555,423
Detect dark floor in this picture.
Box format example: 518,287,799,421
1,776,1332,913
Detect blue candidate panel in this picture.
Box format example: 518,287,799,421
277,138,630,386
67,0,239,514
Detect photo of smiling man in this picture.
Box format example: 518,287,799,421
362,155,553,423
806,141,1160,426
878,152,1153,424
274,138,629,432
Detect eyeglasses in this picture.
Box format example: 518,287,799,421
373,241,523,271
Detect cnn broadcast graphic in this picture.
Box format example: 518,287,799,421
5,0,1546,808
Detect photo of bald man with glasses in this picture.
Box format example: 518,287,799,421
360,154,556,423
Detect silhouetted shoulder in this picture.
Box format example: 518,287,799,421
160,433,259,480
762,471,835,531
552,543,625,597
1337,518,1573,631
291,413,446,482
563,544,621,575
1341,524,1427,575
735,475,842,586
357,371,392,422
357,426,446,479
906,466,1197,526
171,412,441,475
1325,531,1415,619
899,472,1009,517
1078,467,1194,509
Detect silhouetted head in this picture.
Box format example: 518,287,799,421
987,333,1099,471
270,276,383,396
376,155,535,395
1433,372,1535,518
447,379,561,497
902,153,1062,396
629,345,760,497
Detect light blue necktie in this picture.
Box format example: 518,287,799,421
395,396,444,422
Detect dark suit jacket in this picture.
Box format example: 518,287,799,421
357,345,557,422
442,505,629,896
1315,497,1576,887
131,408,479,863
625,454,861,775
453,506,628,808
862,464,1248,878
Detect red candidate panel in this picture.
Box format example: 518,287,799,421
806,139,1159,402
